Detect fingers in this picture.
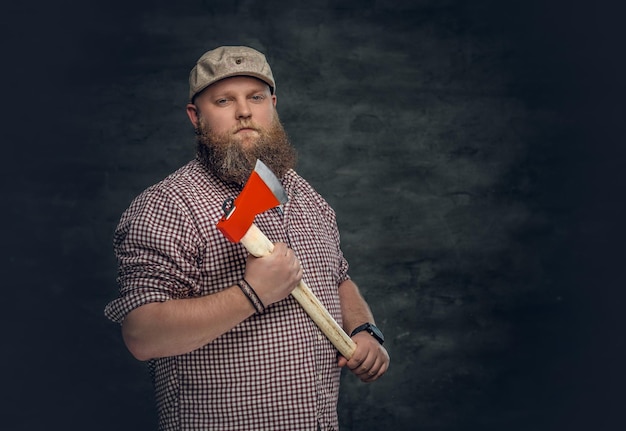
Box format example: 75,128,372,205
273,242,290,256
271,243,294,263
348,353,386,382
337,356,348,368
338,354,380,381
342,334,390,383
244,243,302,306
271,243,302,279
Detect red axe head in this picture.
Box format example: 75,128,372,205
216,159,288,243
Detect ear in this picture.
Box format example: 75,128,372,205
271,94,277,107
186,103,200,127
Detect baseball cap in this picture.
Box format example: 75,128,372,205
188,46,275,102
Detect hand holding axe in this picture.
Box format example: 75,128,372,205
216,160,356,359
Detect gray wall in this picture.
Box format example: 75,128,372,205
3,0,625,430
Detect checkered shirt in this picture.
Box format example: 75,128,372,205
105,159,349,431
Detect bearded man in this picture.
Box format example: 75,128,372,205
105,46,389,431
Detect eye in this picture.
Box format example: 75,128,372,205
251,94,266,102
215,98,230,106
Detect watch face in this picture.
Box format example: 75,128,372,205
368,324,384,344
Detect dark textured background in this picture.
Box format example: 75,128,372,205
3,1,625,430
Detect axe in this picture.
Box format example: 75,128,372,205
216,160,356,359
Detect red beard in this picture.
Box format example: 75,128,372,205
196,113,297,186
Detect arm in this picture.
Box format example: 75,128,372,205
122,243,302,361
337,279,390,382
122,285,253,361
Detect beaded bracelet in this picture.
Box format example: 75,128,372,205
237,279,265,314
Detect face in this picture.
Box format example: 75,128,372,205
187,76,277,145
187,76,297,185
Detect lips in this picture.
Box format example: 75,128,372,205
234,126,261,138
234,122,260,134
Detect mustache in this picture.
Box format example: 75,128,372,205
232,121,261,133
195,120,261,137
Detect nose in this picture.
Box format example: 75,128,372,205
235,99,251,119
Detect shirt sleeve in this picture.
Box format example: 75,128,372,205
328,203,351,286
104,187,203,324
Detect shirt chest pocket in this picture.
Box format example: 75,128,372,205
284,203,342,277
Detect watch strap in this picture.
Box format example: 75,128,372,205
350,322,384,345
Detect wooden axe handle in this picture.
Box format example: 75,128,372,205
240,223,357,359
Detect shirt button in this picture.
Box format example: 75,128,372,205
317,334,323,341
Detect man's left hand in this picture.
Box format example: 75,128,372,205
337,332,390,382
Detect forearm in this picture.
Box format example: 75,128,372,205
337,278,389,382
338,278,375,334
122,285,255,360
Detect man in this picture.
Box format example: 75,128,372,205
105,46,389,431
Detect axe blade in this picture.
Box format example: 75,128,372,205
253,159,287,205
216,159,288,243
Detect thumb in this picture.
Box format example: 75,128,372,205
337,356,348,368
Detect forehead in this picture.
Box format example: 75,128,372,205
202,76,270,97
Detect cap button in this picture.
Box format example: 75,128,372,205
235,58,242,64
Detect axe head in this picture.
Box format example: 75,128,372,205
216,159,288,243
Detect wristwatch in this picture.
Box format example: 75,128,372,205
350,322,385,345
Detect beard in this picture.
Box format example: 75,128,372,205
195,111,297,186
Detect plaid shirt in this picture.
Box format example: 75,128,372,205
105,159,349,430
